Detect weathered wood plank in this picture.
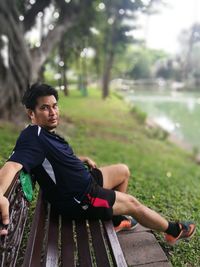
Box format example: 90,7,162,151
89,220,111,266
103,220,127,267
61,217,75,266
23,190,46,267
76,220,93,267
43,206,59,267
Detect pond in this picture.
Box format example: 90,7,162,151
123,88,200,150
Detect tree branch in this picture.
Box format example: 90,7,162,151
23,0,51,32
30,13,76,81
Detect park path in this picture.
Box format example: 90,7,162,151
117,224,172,267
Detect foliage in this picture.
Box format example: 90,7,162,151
145,125,169,140
0,122,20,164
130,105,147,123
155,23,200,85
113,45,168,79
87,0,165,97
0,0,167,117
151,23,200,84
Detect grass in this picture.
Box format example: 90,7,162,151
1,87,200,266
0,121,20,163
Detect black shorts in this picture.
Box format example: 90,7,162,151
90,168,104,186
53,168,115,220
81,168,116,220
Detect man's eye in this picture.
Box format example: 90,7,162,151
41,106,48,110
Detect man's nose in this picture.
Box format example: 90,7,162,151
49,107,56,115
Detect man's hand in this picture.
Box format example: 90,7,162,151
79,156,97,169
0,194,9,235
85,157,97,169
0,161,22,236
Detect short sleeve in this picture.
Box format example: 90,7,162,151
8,126,45,173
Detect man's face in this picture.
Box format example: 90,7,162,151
28,95,59,131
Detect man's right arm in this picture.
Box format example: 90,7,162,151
0,161,23,235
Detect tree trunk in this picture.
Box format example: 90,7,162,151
80,56,88,96
62,63,68,96
75,50,82,91
59,37,68,96
101,12,118,99
102,51,114,99
0,0,31,119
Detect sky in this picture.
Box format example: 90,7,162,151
135,0,200,54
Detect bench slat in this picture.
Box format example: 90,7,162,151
89,220,111,266
61,218,75,266
103,221,127,267
43,206,59,267
23,190,46,267
76,220,93,267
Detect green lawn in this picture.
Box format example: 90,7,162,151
0,88,199,266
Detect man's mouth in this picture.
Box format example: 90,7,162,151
49,118,57,123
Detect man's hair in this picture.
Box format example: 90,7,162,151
22,83,59,110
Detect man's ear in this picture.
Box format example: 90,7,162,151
27,109,34,120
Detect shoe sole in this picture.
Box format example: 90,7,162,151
115,223,139,233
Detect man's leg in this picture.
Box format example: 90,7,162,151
99,164,138,231
99,164,167,230
112,191,196,244
113,191,168,231
99,164,130,192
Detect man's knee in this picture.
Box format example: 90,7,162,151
118,163,130,179
113,192,141,215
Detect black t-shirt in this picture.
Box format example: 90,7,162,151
8,125,92,207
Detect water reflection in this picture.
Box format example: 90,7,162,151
124,89,200,149
154,116,175,132
187,98,195,112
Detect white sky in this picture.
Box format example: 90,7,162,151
135,0,200,54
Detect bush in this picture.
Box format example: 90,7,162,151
130,105,147,124
145,126,169,140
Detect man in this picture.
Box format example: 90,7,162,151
0,83,196,245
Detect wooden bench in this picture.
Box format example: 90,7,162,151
0,173,127,266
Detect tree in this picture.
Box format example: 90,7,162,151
178,23,200,82
91,0,164,98
0,0,31,119
97,0,141,98
0,0,94,119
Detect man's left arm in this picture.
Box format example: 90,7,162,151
0,161,23,235
78,156,97,169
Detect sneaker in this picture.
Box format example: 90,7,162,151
165,221,196,245
115,216,138,233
